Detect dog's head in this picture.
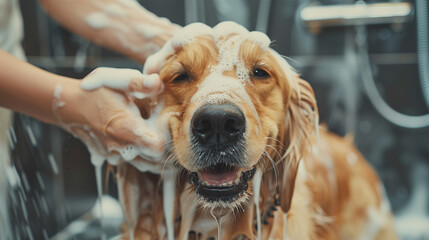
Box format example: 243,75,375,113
152,22,317,211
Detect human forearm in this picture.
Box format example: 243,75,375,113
0,50,79,125
39,0,180,64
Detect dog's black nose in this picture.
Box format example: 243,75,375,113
191,104,245,145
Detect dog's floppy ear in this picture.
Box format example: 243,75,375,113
273,54,318,213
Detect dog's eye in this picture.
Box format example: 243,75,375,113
172,73,189,83
252,68,270,79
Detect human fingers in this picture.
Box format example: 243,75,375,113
81,67,142,90
143,23,212,74
103,112,164,155
143,40,182,75
80,67,163,99
127,74,163,99
142,51,165,75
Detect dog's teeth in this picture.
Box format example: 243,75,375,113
234,178,240,184
200,178,240,187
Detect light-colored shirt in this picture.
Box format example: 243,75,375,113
0,0,24,239
0,0,25,59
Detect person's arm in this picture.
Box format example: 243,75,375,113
0,50,164,158
39,0,180,64
0,50,72,124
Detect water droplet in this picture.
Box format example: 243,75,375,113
210,208,229,240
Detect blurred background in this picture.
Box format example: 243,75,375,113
1,0,428,239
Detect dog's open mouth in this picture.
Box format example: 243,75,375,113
188,164,256,202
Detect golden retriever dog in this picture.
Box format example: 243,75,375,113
116,22,397,240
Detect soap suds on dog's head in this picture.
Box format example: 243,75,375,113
213,21,249,39
143,21,271,75
171,22,213,48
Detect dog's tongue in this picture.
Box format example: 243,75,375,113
200,169,237,185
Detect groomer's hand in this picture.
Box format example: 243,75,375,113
57,67,165,165
0,49,167,168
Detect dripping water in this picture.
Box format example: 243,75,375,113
252,168,262,240
210,208,229,240
315,115,320,153
91,154,106,240
163,169,176,240
283,213,288,240
129,228,134,240
116,166,137,240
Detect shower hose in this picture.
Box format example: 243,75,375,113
358,0,429,128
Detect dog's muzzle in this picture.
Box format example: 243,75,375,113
188,104,256,203
190,104,246,168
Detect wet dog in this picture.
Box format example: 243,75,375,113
117,22,398,240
